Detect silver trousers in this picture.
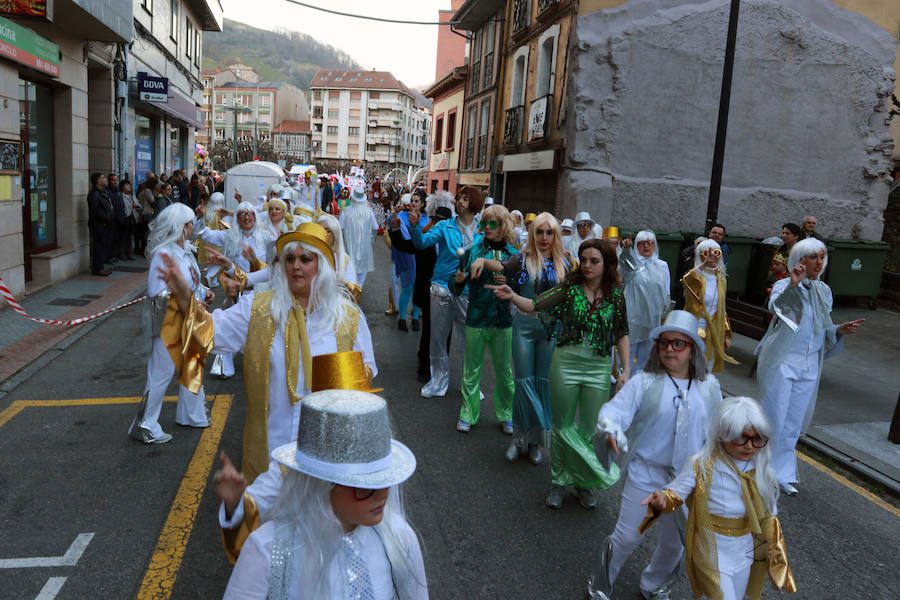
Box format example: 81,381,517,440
420,284,468,397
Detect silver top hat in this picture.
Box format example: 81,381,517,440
649,310,705,355
574,211,593,224
350,185,367,203
271,389,416,489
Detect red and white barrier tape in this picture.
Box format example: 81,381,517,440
0,274,145,326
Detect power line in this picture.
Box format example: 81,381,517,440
282,0,456,25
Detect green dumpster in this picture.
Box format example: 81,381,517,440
824,239,890,299
721,234,757,296
655,231,685,288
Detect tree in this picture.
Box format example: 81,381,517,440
209,137,278,170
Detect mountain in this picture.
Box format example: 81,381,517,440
202,19,362,91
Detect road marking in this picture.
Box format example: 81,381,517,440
798,451,900,518
0,533,94,569
136,394,233,600
35,577,67,600
0,397,178,429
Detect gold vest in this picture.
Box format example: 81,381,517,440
241,290,359,483
682,268,738,372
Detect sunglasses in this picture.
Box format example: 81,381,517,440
636,240,655,247
703,249,722,257
655,338,694,352
353,487,377,501
480,220,500,230
728,434,769,449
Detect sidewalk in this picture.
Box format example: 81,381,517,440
0,257,149,387
717,304,900,494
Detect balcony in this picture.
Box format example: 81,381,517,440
477,134,488,169
537,0,559,16
483,56,494,89
512,0,530,35
470,60,481,95
465,138,474,170
503,105,524,147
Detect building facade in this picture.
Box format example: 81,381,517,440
452,0,506,192
425,67,468,195
495,0,575,215
130,0,223,185
309,69,430,175
210,81,308,143
272,120,312,166
0,1,132,301
199,62,262,144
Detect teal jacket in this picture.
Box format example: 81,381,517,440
450,239,519,328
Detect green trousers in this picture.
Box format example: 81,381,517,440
459,326,514,425
549,344,621,488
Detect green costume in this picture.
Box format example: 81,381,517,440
450,238,518,425
534,282,627,488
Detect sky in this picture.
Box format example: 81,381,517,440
220,0,452,90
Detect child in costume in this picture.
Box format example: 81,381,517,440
640,396,796,600
681,239,738,372
223,388,427,599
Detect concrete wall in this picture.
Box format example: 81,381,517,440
0,62,23,302
274,83,310,127
562,0,898,239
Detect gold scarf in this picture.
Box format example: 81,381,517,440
284,301,312,405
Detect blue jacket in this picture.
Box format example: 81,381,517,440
409,217,481,289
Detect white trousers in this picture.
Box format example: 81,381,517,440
761,361,819,484
609,462,685,596
421,287,468,397
390,263,401,308
356,269,368,289
140,336,208,438
716,533,754,600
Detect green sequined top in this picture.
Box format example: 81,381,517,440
533,282,628,355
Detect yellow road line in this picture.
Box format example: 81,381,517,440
797,451,900,518
136,394,233,600
0,396,178,429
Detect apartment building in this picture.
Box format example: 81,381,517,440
272,120,312,165
309,69,430,174
210,81,309,143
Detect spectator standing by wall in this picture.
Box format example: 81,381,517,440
118,180,139,260
87,172,113,276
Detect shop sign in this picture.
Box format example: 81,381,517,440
134,138,153,185
0,15,59,77
0,0,51,20
502,149,555,172
138,72,169,103
458,172,491,187
430,151,449,171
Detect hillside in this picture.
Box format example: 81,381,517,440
202,19,362,90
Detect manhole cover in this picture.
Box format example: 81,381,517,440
48,298,92,306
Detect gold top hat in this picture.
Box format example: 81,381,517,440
524,212,537,223
602,226,620,239
275,222,335,268
311,351,382,393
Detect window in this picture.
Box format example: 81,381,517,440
511,47,529,107
260,95,271,107
350,91,361,100
313,90,322,100
186,18,193,59
483,21,495,88
349,108,360,118
327,126,338,135
465,105,477,169
478,100,490,168
536,25,560,97
170,0,178,42
313,106,323,118
434,116,443,152
370,92,380,99
327,142,337,154
215,94,224,104
328,109,339,118
194,30,201,67
141,0,152,15
446,111,456,149
329,91,339,100
349,127,360,137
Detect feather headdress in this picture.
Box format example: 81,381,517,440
425,190,455,217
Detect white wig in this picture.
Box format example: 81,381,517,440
146,203,194,258
266,470,425,599
425,190,455,217
204,191,226,224
263,198,292,234
221,201,259,259
316,213,350,279
268,241,354,331
634,229,659,260
788,237,828,277
698,396,779,512
695,238,726,275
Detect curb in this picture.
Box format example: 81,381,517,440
799,434,900,497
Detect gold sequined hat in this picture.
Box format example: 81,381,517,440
275,222,335,268
311,351,382,393
601,226,620,239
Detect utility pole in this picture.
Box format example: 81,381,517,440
705,0,741,233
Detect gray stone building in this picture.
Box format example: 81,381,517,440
561,0,898,241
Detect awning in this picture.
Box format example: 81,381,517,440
130,81,204,129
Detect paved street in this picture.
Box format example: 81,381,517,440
1,245,898,599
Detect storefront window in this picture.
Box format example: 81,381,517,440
19,78,56,268
134,113,155,185
170,126,182,172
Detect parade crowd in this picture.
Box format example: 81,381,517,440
109,165,864,599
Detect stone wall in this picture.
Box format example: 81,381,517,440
561,0,898,239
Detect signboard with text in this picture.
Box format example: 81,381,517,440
0,0,52,20
0,15,58,76
138,72,169,103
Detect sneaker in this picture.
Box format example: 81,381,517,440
574,487,597,509
411,319,420,331
780,482,799,496
528,444,543,465
545,485,565,509
421,384,445,398
456,420,471,433
505,440,519,462
149,432,173,444
398,319,408,331
384,308,398,316
501,421,514,435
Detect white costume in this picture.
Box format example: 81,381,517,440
224,521,427,600
340,189,378,288
293,181,320,223
619,234,671,372
593,371,722,598
209,293,377,454
756,276,843,486
132,243,209,440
